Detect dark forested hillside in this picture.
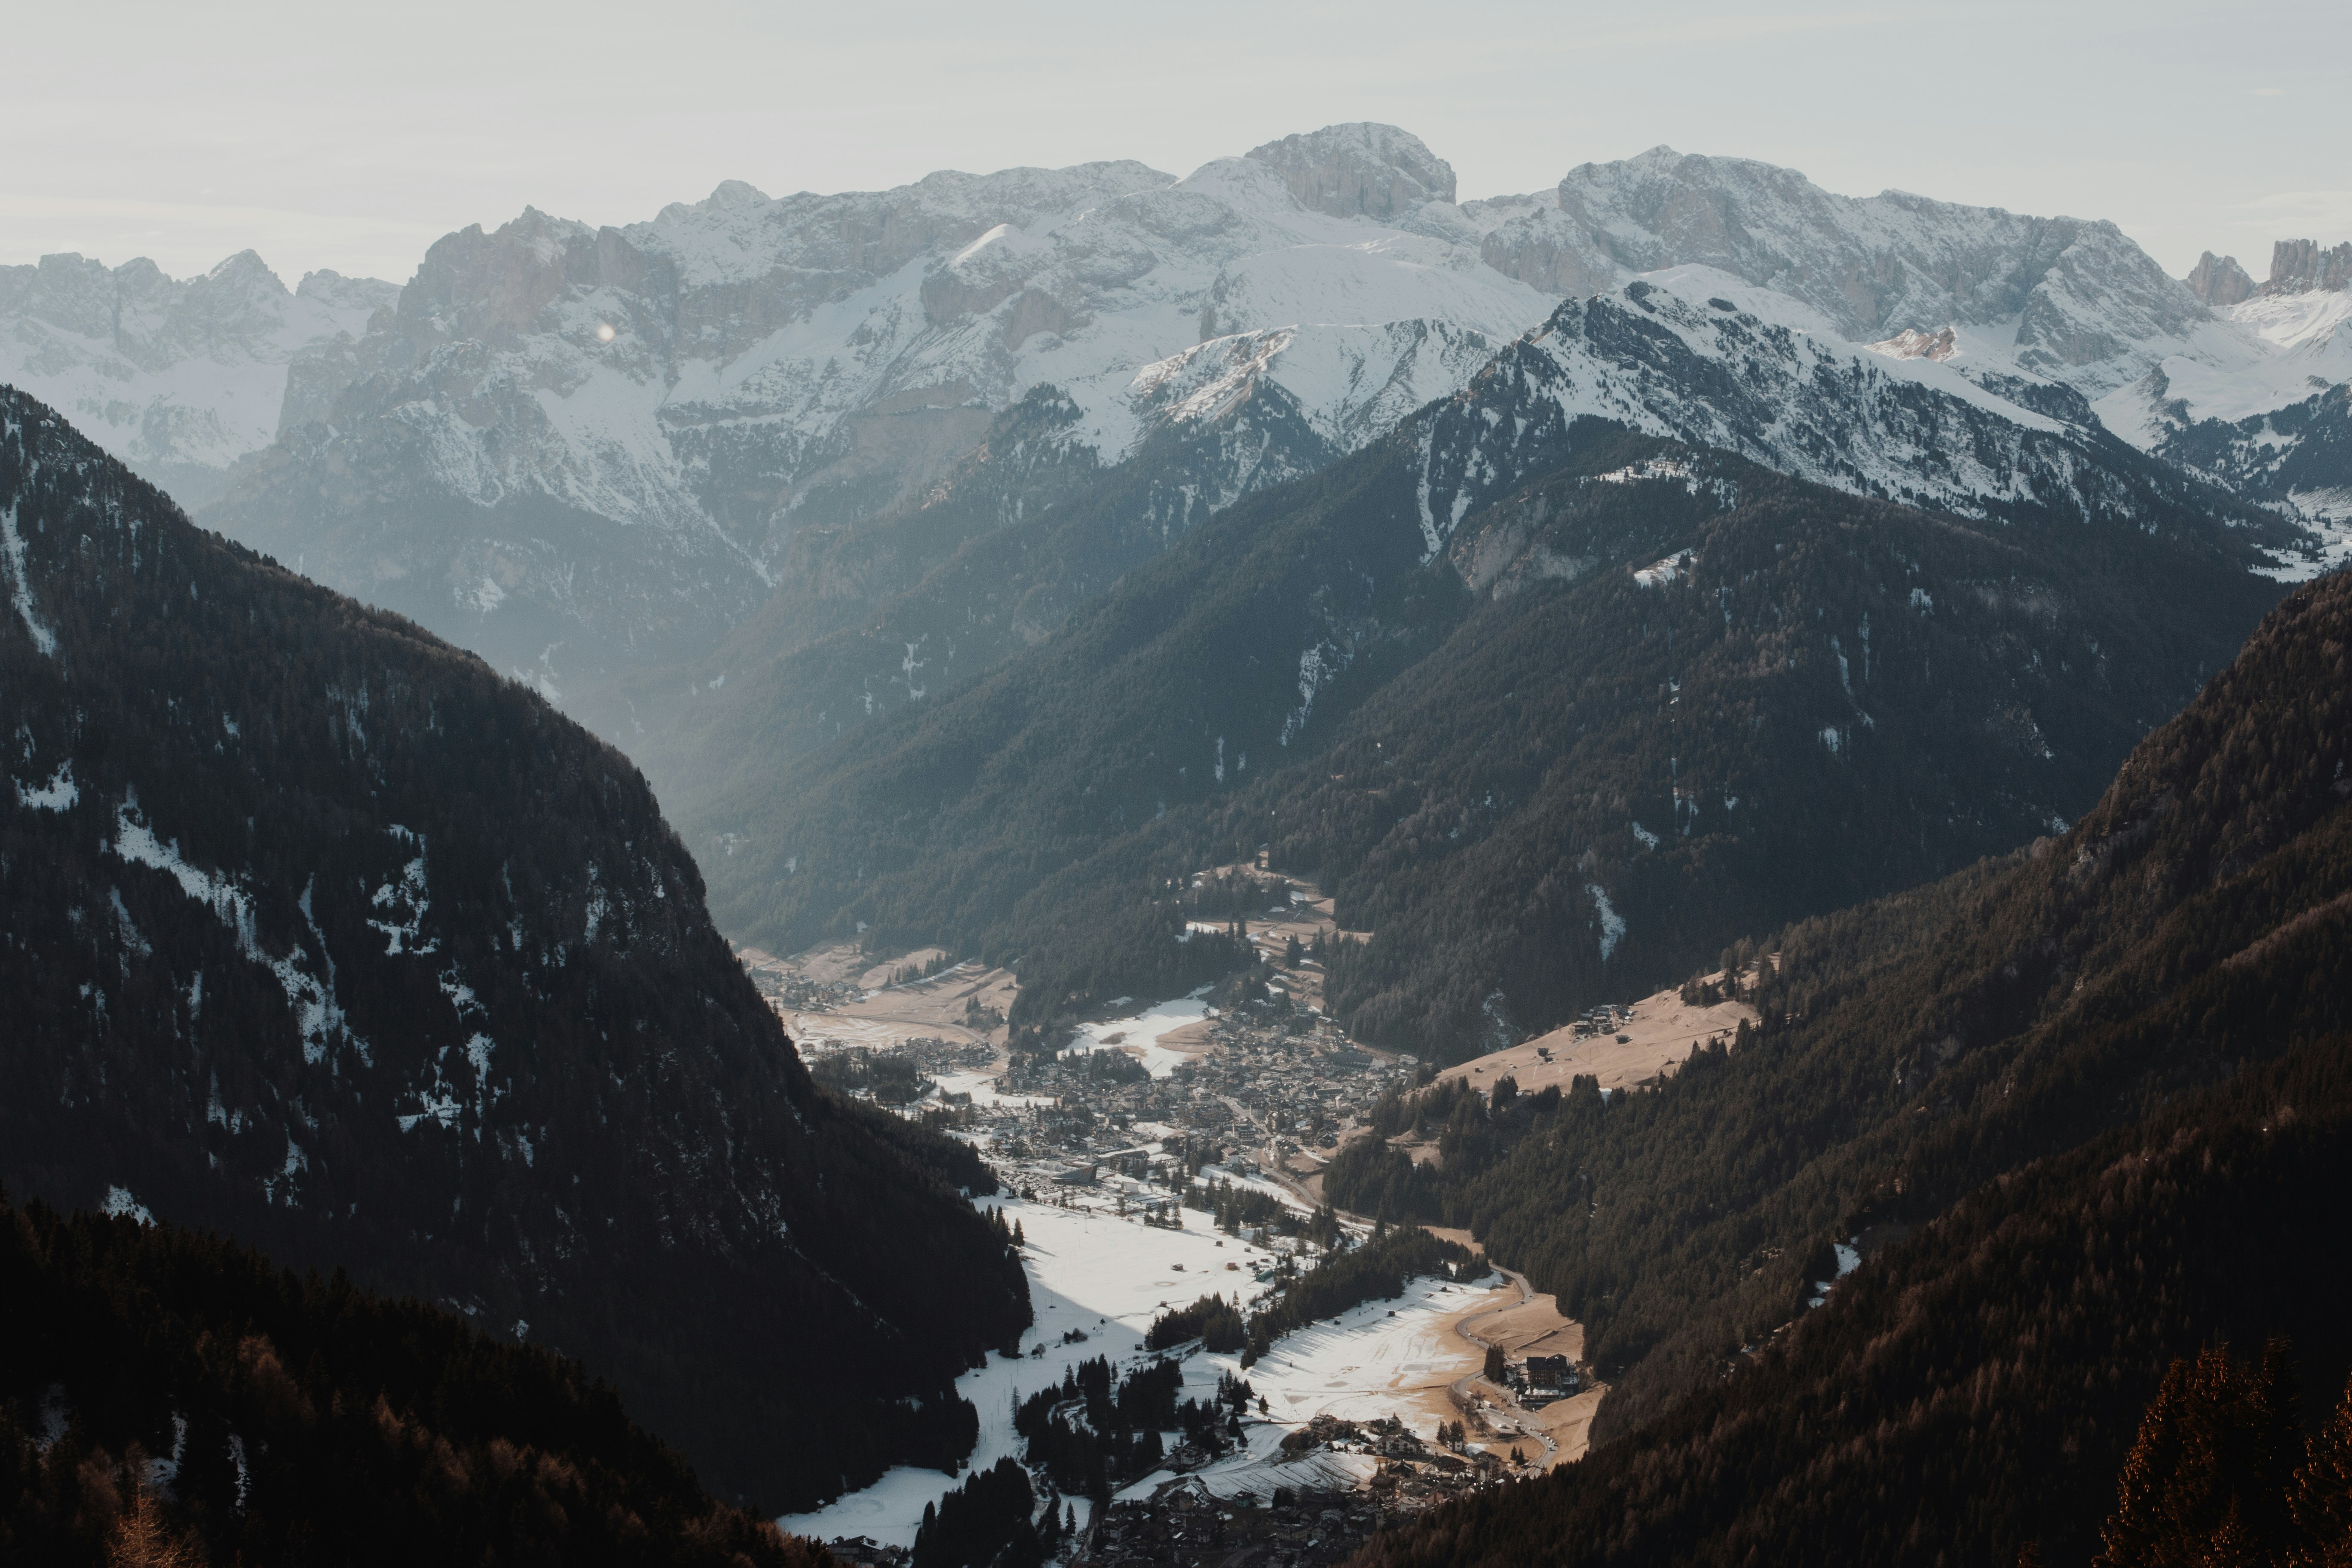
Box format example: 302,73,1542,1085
1346,1028,2352,1568
0,1195,830,1567
1236,445,2276,1054
0,387,1028,1510
684,411,2277,1057
628,378,1348,811
1321,568,2352,1544
680,396,1464,968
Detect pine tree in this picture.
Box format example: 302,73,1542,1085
2095,1341,2302,1568
109,1479,203,1568
2290,1369,2352,1567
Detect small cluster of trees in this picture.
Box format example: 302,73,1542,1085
807,1046,933,1104
1142,1228,1475,1367
1009,1357,1249,1500
1147,1294,1248,1354
980,1206,1027,1257
911,1458,1073,1568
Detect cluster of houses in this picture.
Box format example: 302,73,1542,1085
1570,1004,1636,1041
968,1015,1414,1209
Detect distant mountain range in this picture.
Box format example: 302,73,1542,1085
0,251,394,507
9,126,2345,732
7,122,2348,1056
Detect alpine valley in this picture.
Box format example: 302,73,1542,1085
6,113,2352,1568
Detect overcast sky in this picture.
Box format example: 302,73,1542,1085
7,0,2346,288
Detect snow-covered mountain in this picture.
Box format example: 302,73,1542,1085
1476,146,2236,399
1385,266,2297,602
2092,240,2352,575
0,251,396,507
45,124,2302,730
204,126,1547,710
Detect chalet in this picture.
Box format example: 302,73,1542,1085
1519,1354,1580,1406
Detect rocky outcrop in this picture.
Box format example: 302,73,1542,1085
2261,238,2352,295
1477,202,1621,296
2185,250,2256,306
1243,122,1456,219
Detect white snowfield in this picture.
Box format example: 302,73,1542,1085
1068,989,1216,1078
2095,285,2352,445
775,1195,1480,1547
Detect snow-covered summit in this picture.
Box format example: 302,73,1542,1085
1478,145,2221,398
130,126,2328,722
1400,266,2214,567
204,125,1555,709
0,251,396,503
2260,239,2352,297
1242,122,1457,219
2186,251,2257,308
2092,238,2352,562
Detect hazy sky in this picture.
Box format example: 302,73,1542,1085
7,0,2347,288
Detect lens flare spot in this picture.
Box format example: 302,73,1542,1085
596,323,616,343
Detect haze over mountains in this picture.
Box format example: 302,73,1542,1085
6,112,2352,1567
9,125,2346,739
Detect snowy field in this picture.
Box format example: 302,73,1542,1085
928,1068,1057,1109
1066,989,1215,1078
775,1194,1490,1544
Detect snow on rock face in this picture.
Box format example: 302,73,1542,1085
1871,326,1959,362
202,127,1553,716
1241,122,1458,220
0,252,396,505
2260,240,2352,297
166,129,2315,723
1479,145,2213,398
2092,240,2352,563
1403,268,2172,557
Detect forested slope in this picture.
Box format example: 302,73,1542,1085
1325,568,2352,1531
630,378,1348,812
0,386,1028,1510
1348,1026,2352,1568
0,1195,830,1567
686,414,2277,1057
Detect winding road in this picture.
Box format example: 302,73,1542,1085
1443,1266,1560,1468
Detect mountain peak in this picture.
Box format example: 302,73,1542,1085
1243,122,1456,217
2184,250,2256,306
2261,237,2352,295
705,178,771,208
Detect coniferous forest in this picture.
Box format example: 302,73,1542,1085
0,388,1028,1511
1336,570,2352,1565
0,1193,829,1567
680,421,2279,1060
